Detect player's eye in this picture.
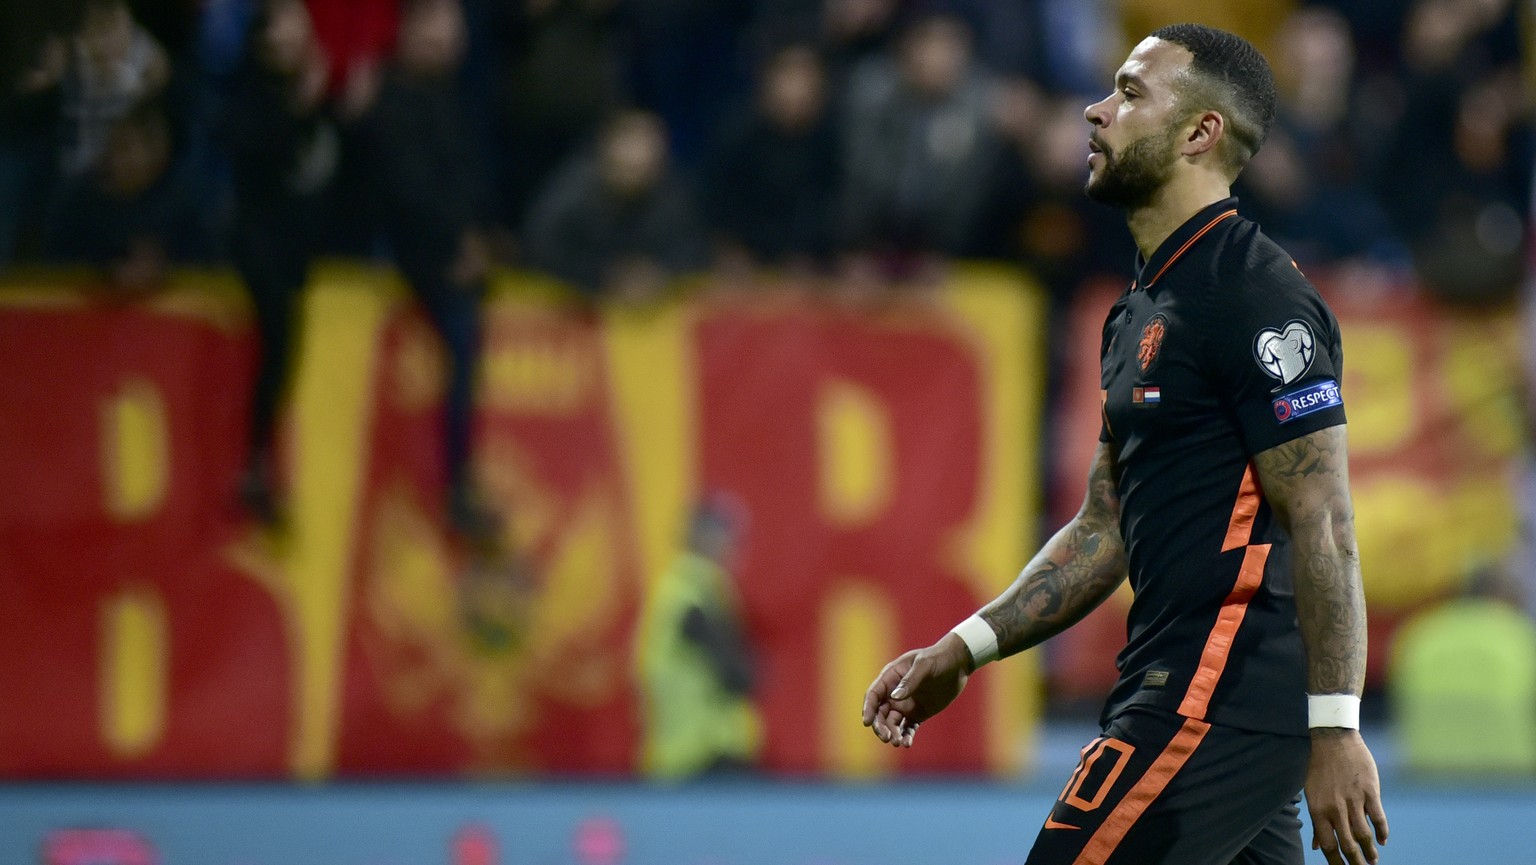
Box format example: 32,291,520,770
1121,87,1138,99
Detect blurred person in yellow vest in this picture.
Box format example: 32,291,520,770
637,493,762,779
1391,566,1536,775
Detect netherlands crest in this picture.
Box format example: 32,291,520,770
1138,314,1168,372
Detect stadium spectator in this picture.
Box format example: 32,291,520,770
489,0,626,241
303,0,400,256
637,494,762,779
1374,0,1530,304
624,0,752,166
1236,6,1408,268
835,12,1007,258
305,0,398,108
1307,0,1410,71
42,102,209,290
1237,128,1405,270
928,0,1113,95
997,96,1138,300
222,0,340,524
0,35,66,270
1391,567,1536,775
1119,0,1295,58
746,0,903,90
523,109,709,301
356,0,497,539
57,0,170,179
702,42,839,273
196,0,263,86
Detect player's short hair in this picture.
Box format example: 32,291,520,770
1149,23,1276,178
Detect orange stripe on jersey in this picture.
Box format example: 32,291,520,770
1178,544,1271,719
1221,463,1262,552
1071,718,1211,865
1141,210,1237,288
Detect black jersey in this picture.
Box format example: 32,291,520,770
1097,197,1347,737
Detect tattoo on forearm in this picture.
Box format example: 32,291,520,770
981,443,1128,657
1253,426,1367,695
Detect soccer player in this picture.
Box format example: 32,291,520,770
861,24,1388,865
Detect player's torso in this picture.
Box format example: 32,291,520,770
1101,282,1255,601
1097,222,1310,735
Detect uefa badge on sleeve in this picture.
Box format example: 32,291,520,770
1253,320,1315,388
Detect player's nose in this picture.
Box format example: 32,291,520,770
1084,96,1111,127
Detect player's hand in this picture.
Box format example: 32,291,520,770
1305,729,1388,865
860,634,972,748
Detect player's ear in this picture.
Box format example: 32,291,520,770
1181,110,1224,159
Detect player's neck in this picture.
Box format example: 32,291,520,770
1124,174,1233,260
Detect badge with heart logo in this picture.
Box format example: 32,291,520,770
1253,320,1315,386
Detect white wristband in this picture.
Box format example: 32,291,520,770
1307,694,1361,729
949,615,999,669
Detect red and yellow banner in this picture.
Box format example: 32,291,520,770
0,266,1044,779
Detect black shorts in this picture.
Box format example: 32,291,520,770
1025,707,1309,865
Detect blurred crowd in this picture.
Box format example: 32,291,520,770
0,0,1531,531
0,0,1530,302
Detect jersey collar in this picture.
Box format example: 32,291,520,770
1132,197,1240,291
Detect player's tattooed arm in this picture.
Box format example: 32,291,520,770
1256,431,1387,865
977,440,1129,662
1252,424,1366,696
862,440,1127,746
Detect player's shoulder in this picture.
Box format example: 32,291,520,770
1208,216,1328,315
1213,217,1313,289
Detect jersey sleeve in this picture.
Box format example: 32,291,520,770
1205,263,1346,455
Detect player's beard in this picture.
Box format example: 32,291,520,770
1084,125,1180,210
